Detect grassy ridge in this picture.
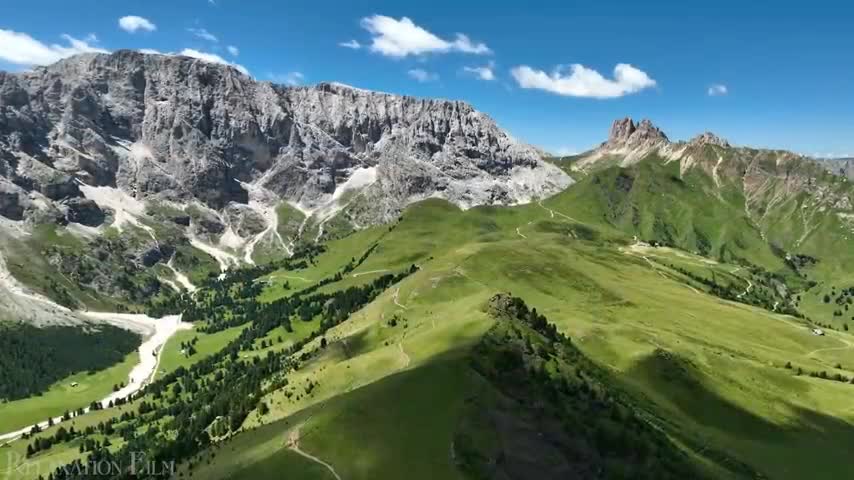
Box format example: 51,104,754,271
7,145,854,479
177,197,854,480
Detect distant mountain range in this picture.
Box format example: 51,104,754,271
555,117,854,280
1,53,853,325
0,51,570,321
0,50,570,226
819,157,854,180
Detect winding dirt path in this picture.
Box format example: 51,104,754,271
393,288,408,310
805,335,854,357
538,200,580,222
351,269,389,278
515,227,527,239
538,200,556,218
275,274,312,283
287,426,342,480
398,342,411,369
737,279,753,299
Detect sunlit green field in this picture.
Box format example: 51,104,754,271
185,198,854,480
0,352,138,435
6,153,854,479
155,324,247,379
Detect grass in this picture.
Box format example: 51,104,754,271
0,406,135,480
8,148,854,479
186,195,854,480
187,359,481,480
1,224,118,311
243,203,307,265
259,225,389,302
276,203,306,241
230,449,339,480
0,352,138,434
172,243,221,284
156,324,247,379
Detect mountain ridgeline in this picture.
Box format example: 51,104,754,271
559,117,854,280
0,50,568,224
0,50,569,318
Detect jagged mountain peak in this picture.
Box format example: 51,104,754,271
0,51,570,233
690,131,730,148
570,117,676,170
607,117,637,143
605,117,669,149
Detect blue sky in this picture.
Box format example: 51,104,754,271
1,0,852,157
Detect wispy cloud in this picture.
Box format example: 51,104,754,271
408,68,439,83
463,61,495,81
227,45,239,56
360,15,490,58
118,16,156,33
179,48,248,75
551,146,579,156
269,71,305,86
339,39,362,50
187,27,218,43
708,84,728,96
0,29,107,66
510,63,656,99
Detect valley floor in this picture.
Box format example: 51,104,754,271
0,313,191,443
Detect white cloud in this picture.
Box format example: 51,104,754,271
188,28,218,43
708,84,728,96
407,68,439,83
118,16,156,33
451,34,490,54
0,29,107,66
359,15,490,57
463,61,495,81
339,39,362,50
227,45,239,56
138,48,163,55
179,49,248,75
269,71,305,86
552,146,578,156
510,63,656,99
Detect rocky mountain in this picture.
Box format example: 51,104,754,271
820,157,854,180
0,50,569,228
567,117,854,268
0,51,571,315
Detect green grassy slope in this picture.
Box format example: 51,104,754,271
547,156,784,271
7,144,854,480
175,197,854,480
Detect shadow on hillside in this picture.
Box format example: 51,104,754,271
625,349,854,479
226,349,477,480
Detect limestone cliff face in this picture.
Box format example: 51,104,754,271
0,50,571,227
